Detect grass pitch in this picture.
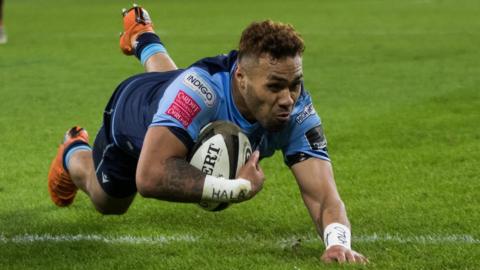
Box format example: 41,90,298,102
1,0,479,269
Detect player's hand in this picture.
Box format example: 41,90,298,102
237,150,265,199
321,245,368,264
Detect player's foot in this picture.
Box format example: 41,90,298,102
47,126,89,207
0,27,7,44
119,4,154,55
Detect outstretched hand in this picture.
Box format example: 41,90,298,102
236,150,265,199
321,245,368,264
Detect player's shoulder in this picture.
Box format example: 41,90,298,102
176,68,220,108
174,50,238,107
190,50,238,75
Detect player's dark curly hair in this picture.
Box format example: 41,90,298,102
238,20,305,61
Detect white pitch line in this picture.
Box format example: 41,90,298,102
0,234,198,244
355,234,480,244
0,233,478,245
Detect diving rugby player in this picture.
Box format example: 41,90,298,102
47,6,367,264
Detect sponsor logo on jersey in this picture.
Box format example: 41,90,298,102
305,125,327,150
183,72,216,107
166,90,201,127
296,103,316,124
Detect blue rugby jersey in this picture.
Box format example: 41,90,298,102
110,50,329,165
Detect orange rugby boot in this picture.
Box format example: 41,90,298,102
119,4,155,55
47,126,89,207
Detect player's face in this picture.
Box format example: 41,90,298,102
240,55,303,132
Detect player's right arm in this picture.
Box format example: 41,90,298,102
136,126,264,202
136,68,263,202
136,126,203,202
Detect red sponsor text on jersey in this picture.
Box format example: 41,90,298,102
166,90,201,127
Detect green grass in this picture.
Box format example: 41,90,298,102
1,0,479,269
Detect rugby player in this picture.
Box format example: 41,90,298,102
47,6,367,264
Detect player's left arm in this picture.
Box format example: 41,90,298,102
290,158,368,264
284,89,367,263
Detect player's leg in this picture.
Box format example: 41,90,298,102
88,125,139,214
67,149,135,215
119,5,177,72
48,126,135,214
142,52,177,73
48,127,90,207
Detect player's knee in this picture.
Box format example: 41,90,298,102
90,195,132,215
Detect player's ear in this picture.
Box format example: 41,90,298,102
235,64,247,90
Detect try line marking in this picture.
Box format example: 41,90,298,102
0,233,478,245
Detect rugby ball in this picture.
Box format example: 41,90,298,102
187,121,252,211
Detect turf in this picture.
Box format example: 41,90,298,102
1,0,479,269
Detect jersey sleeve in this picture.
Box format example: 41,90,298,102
150,67,220,147
282,92,330,166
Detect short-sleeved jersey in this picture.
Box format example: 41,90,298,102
110,50,329,165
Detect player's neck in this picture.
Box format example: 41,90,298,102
232,77,256,123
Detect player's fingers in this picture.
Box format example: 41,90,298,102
354,253,369,264
256,161,265,178
320,254,333,264
248,150,260,165
335,252,347,264
251,151,264,176
345,251,356,263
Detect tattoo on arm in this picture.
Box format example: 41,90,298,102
158,157,205,202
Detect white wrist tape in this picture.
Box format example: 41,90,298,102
323,223,351,250
202,175,252,202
